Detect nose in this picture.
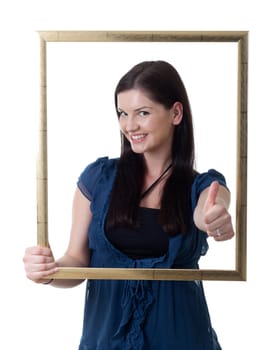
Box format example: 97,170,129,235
124,115,139,133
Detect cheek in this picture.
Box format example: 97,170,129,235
118,121,129,139
118,119,125,131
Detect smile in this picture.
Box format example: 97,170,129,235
130,134,147,143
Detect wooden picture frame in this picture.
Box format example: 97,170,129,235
37,31,248,281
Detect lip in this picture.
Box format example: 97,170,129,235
130,133,147,143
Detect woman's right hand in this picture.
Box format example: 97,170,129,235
23,246,58,284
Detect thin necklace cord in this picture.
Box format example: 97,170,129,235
140,163,172,200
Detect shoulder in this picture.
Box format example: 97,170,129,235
192,169,227,193
81,157,118,175
77,157,119,201
191,169,227,209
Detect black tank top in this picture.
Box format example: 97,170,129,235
106,207,169,259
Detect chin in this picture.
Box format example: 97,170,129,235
130,144,146,154
131,148,145,154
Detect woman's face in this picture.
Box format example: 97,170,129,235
117,89,183,159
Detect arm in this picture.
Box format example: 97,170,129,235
193,181,235,241
23,187,92,287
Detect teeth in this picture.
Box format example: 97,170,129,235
132,134,145,140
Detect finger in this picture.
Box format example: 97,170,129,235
23,252,53,267
205,207,230,231
24,247,54,263
25,262,58,281
207,219,235,239
213,229,235,242
25,246,53,256
26,267,58,283
204,181,220,212
26,261,57,273
29,255,55,265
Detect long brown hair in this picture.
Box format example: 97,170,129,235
106,61,196,235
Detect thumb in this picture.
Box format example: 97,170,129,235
204,181,220,211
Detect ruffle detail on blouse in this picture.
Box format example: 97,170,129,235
114,279,154,350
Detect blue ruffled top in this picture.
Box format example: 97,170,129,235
77,157,225,350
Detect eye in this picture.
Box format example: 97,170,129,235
117,110,127,118
139,111,149,117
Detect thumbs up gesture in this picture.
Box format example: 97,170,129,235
194,181,235,241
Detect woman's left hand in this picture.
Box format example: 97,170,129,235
194,181,235,241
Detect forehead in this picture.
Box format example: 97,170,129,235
117,89,154,109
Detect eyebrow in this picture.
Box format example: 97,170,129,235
134,106,153,111
117,106,153,112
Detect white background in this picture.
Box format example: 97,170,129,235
0,1,272,349
47,41,237,270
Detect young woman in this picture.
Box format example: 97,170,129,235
24,60,234,349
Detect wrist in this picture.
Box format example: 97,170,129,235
42,278,54,285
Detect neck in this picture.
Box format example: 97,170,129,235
140,162,172,200
143,155,172,178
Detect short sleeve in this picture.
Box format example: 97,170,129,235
191,169,227,211
77,157,109,201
